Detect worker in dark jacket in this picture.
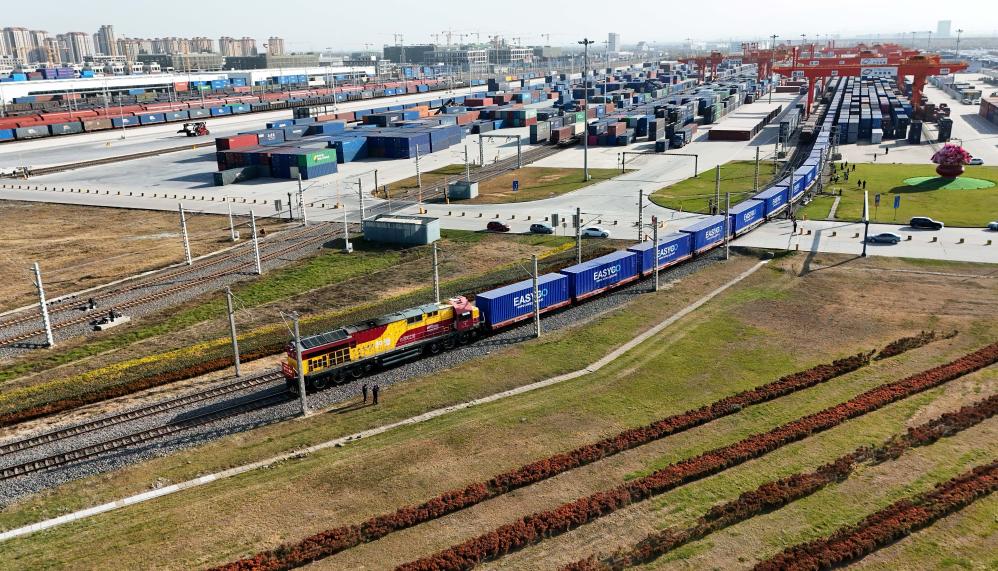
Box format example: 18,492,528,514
372,384,380,405
362,383,368,403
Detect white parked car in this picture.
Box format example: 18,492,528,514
968,157,984,166
581,226,610,238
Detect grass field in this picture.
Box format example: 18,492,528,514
0,201,289,311
0,231,579,426
649,161,777,213
1,253,995,570
799,163,998,226
385,165,624,204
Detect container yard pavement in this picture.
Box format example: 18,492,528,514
0,86,483,170
835,74,998,167
735,219,998,263
0,93,800,236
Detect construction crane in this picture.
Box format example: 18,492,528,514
541,33,551,46
682,50,726,81
772,54,968,114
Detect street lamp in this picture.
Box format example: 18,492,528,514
955,29,964,57
769,34,778,103
578,37,595,181
927,30,932,50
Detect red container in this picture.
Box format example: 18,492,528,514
465,98,493,107
216,134,260,150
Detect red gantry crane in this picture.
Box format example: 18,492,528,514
772,53,968,114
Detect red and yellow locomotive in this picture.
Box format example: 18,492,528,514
284,297,480,392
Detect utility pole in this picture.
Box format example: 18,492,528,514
714,165,721,215
769,34,778,104
652,217,660,292
753,147,761,191
464,145,471,181
227,204,238,241
432,242,440,303
955,29,964,56
579,37,595,182
478,133,484,166
286,192,293,221
225,287,241,377
32,262,54,348
297,174,307,227
516,136,522,169
250,210,262,275
575,206,582,264
178,203,192,265
532,254,541,338
357,180,366,221
724,192,731,260
291,312,309,416
637,189,644,242
415,144,422,189
862,190,870,258
342,189,353,253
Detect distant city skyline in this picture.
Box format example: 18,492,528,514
1,0,995,53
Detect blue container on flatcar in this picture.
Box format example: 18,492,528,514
475,273,571,330
15,126,50,139
0,129,14,141
679,215,726,253
777,174,807,202
110,116,138,128
209,106,232,117
627,233,694,275
138,113,166,125
794,164,816,188
728,199,766,236
164,111,189,122
558,251,639,301
48,121,84,135
188,108,210,119
752,186,789,218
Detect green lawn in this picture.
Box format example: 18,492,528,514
649,160,776,213
809,163,998,227
1,255,995,571
387,165,625,204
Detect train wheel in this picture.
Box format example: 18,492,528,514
429,342,442,354
349,367,364,379
313,376,329,390
443,337,456,350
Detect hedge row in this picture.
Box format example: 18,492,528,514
211,348,881,571
755,460,998,570
397,341,998,570
564,392,998,570
874,330,954,361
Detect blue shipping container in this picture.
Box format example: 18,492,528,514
558,251,639,301
627,233,694,275
267,120,294,129
48,121,84,135
164,111,189,122
0,129,14,141
110,116,138,128
679,215,726,253
728,199,766,236
139,113,166,125
210,106,232,117
188,108,210,119
752,186,789,218
475,273,571,329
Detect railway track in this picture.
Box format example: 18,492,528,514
0,223,323,331
2,141,218,179
0,372,289,481
0,224,341,346
0,371,283,456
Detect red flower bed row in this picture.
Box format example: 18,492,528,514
874,330,955,361
211,349,878,571
397,341,998,571
563,393,998,571
755,460,998,571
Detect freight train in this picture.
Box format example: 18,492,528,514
283,79,843,392
0,79,462,144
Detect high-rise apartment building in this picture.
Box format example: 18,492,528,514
63,32,96,63
937,20,952,38
96,24,117,56
4,27,34,62
267,37,285,56
608,32,621,53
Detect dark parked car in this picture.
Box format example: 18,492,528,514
866,232,903,244
486,221,510,232
529,222,553,234
987,221,998,231
909,216,944,230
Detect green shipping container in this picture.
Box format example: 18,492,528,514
301,149,337,167
574,111,585,123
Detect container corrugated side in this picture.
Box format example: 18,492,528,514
474,273,570,329
728,199,766,236
678,215,726,253
627,233,693,275
558,251,639,300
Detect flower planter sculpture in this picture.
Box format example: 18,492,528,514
931,144,972,178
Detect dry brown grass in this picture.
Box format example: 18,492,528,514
0,201,289,311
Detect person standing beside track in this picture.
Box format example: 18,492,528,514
372,384,380,405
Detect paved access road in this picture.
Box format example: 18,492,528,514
735,218,998,263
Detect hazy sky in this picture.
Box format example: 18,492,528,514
5,0,997,50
